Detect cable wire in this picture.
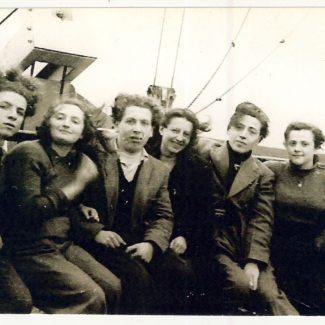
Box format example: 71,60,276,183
0,8,18,26
187,8,251,108
153,9,166,86
195,8,312,115
171,8,185,88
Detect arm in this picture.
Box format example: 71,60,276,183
245,166,275,265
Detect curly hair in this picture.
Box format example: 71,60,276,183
284,122,325,149
160,108,210,146
36,98,98,151
111,93,163,128
228,102,270,141
0,68,40,117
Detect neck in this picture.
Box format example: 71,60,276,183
0,138,4,147
51,143,73,157
160,143,176,158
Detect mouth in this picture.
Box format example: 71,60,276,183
59,129,71,134
3,123,16,130
129,136,142,143
235,140,246,146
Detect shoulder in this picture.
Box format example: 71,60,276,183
147,154,169,173
264,160,288,175
316,162,325,170
253,157,275,178
191,137,222,159
6,140,45,158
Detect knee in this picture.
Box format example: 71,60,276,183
84,285,107,314
0,293,33,314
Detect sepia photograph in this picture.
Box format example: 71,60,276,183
0,2,325,322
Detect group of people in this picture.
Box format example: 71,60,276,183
0,68,324,316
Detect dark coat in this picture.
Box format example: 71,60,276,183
77,141,174,253
147,143,216,255
206,142,275,266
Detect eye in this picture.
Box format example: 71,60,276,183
184,132,191,138
301,142,309,147
72,118,81,124
249,129,258,135
17,109,25,117
172,128,180,134
141,120,150,126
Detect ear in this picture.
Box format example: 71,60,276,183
283,140,287,148
159,126,164,136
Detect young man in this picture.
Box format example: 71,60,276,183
0,68,38,313
77,93,174,314
198,102,298,315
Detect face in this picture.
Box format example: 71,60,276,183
159,117,193,157
49,104,84,146
0,91,27,139
285,130,317,169
227,114,261,153
115,106,153,154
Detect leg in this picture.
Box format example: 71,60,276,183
0,252,33,314
84,242,155,315
64,243,121,314
11,240,108,314
148,248,196,315
256,264,299,315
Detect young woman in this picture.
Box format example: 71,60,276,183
265,122,325,314
0,98,121,314
146,108,216,314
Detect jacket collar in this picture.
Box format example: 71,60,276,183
210,142,260,198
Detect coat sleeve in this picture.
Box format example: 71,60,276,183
143,167,174,252
1,143,70,229
244,166,275,265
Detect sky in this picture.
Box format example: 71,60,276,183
0,6,325,151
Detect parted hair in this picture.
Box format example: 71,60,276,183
228,101,270,141
111,93,163,128
0,68,39,117
284,121,325,149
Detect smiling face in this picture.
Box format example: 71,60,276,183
159,117,193,157
285,129,317,169
0,91,27,140
227,114,261,154
49,104,85,146
115,105,153,154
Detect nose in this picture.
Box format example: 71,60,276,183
175,132,184,142
8,106,18,121
239,128,248,138
132,121,141,133
294,144,302,152
62,117,70,128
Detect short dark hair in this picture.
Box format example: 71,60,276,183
0,68,39,117
227,102,270,141
111,93,163,128
161,108,210,146
284,121,325,149
36,98,97,151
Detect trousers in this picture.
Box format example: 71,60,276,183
9,239,121,314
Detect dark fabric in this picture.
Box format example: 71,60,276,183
0,140,122,314
196,142,297,315
265,160,325,309
0,251,33,314
10,239,121,314
215,254,299,315
76,138,174,251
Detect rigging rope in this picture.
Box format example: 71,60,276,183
0,8,18,26
195,8,313,115
187,8,251,108
170,8,185,88
153,9,166,86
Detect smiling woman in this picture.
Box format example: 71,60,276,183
0,97,122,314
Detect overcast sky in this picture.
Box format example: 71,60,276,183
1,7,325,151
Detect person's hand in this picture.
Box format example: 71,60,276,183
244,262,260,290
94,230,126,248
170,236,187,255
79,204,99,222
126,242,154,263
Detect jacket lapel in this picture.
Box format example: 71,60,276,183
131,157,152,221
228,155,260,198
102,153,119,228
210,142,229,187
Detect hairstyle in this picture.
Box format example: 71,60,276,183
0,68,39,117
284,121,325,149
111,93,163,128
160,108,210,146
227,102,270,141
36,98,98,152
